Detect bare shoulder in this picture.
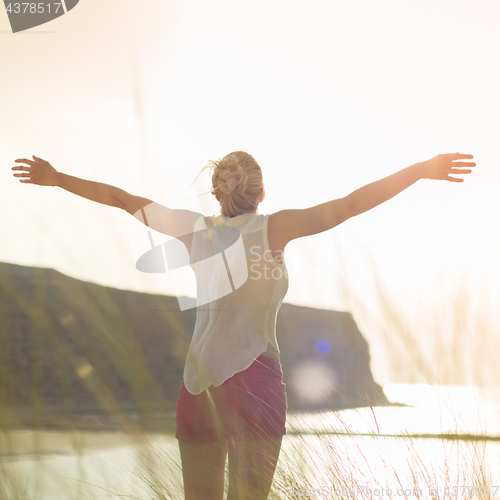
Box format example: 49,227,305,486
123,195,203,250
268,210,294,247
268,198,353,245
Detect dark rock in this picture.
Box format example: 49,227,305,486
0,261,387,431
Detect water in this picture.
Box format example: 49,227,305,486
2,384,500,499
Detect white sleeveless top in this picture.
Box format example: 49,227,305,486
182,212,289,395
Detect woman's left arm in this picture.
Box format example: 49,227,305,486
344,153,475,218
12,156,139,210
12,155,203,242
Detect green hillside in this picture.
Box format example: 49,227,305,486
0,262,387,432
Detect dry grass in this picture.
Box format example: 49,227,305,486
1,250,500,499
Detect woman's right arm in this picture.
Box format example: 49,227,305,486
269,153,475,249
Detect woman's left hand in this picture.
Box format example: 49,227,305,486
12,155,60,186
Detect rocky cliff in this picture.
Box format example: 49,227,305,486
0,261,388,431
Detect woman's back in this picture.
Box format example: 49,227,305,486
183,212,288,395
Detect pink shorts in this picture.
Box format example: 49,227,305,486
175,355,288,443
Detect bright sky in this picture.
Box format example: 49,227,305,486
1,0,499,382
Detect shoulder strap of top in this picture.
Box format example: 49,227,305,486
205,216,214,256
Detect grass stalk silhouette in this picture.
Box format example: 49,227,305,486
1,247,500,499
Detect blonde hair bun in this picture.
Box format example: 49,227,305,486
213,154,248,195
192,151,263,218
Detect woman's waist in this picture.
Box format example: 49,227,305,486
259,342,280,361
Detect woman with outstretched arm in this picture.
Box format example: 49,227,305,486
12,151,474,500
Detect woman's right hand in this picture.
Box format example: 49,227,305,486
420,153,475,182
12,155,60,186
